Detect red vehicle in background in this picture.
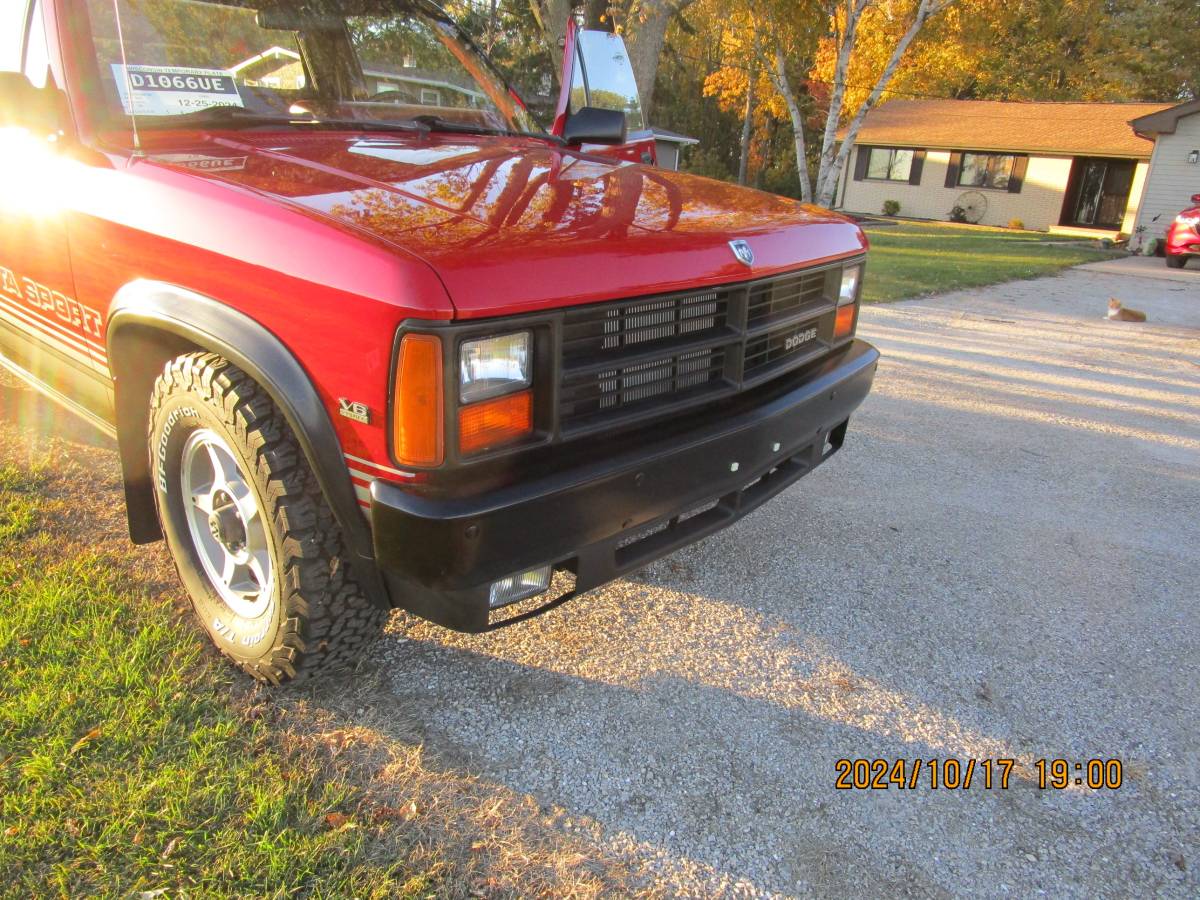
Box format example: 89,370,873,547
0,0,877,684
1165,193,1200,268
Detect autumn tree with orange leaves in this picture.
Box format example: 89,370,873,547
697,0,957,204
809,0,959,205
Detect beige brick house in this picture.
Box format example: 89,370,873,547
835,100,1172,236
1128,99,1200,250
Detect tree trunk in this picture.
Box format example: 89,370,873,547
528,0,574,83
484,0,498,53
624,0,698,122
814,0,954,207
738,59,757,185
583,0,609,29
768,47,812,203
813,0,864,207
625,2,671,121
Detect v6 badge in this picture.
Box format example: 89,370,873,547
338,398,372,425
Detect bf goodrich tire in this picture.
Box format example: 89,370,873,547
149,352,387,684
1165,254,1187,269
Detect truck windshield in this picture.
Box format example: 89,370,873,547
81,0,544,136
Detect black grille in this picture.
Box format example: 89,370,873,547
747,269,829,327
558,263,845,433
561,347,727,422
561,289,729,361
743,324,823,380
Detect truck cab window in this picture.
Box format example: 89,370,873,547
81,0,540,135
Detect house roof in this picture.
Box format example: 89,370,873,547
650,127,699,145
848,99,1172,158
1130,98,1200,137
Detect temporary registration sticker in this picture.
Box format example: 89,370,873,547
111,64,243,116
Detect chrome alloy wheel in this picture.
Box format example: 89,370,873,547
180,429,274,619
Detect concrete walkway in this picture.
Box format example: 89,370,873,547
1077,253,1200,286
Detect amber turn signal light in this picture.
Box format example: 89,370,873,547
394,333,444,467
834,304,856,340
459,390,533,455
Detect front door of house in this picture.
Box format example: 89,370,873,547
1063,158,1136,230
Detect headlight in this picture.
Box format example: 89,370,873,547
459,331,531,404
1176,214,1200,228
838,264,861,306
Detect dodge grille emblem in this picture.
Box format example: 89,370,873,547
729,239,755,267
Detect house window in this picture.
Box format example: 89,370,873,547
866,147,915,181
959,153,1017,190
420,88,441,105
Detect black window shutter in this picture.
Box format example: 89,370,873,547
1008,155,1029,193
945,151,963,187
853,147,870,181
908,149,926,185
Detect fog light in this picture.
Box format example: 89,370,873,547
459,389,533,455
488,565,552,608
834,303,856,339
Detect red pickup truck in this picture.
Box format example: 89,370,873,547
0,0,877,684
1165,193,1200,268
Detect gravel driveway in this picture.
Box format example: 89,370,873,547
378,268,1200,897
3,266,1194,896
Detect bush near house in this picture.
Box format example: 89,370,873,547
1008,218,1025,230
882,200,901,216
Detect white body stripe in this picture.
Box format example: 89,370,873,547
0,300,107,370
0,289,107,355
343,452,414,479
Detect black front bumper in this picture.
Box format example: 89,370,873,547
372,339,879,632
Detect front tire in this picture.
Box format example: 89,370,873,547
149,352,387,684
1165,254,1187,269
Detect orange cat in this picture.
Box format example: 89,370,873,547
1107,298,1147,322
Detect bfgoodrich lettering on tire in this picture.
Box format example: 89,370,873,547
149,352,387,684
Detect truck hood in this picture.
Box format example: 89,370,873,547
151,133,866,318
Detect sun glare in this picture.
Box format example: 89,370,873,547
0,127,70,216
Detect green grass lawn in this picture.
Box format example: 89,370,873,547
0,463,430,898
860,220,1117,303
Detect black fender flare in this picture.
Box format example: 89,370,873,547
106,279,376,566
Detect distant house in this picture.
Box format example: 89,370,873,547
1128,99,1200,248
835,99,1172,235
229,46,307,91
230,46,487,109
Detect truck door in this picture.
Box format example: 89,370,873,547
0,0,110,426
551,19,657,165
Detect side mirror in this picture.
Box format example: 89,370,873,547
572,30,645,132
1192,193,1200,205
0,72,61,136
562,106,627,146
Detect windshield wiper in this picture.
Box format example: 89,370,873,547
140,106,553,141
305,116,426,134
142,105,302,129
142,106,425,134
409,114,563,144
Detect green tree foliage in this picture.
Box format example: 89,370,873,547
448,0,560,117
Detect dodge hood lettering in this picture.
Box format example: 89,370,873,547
151,134,866,318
